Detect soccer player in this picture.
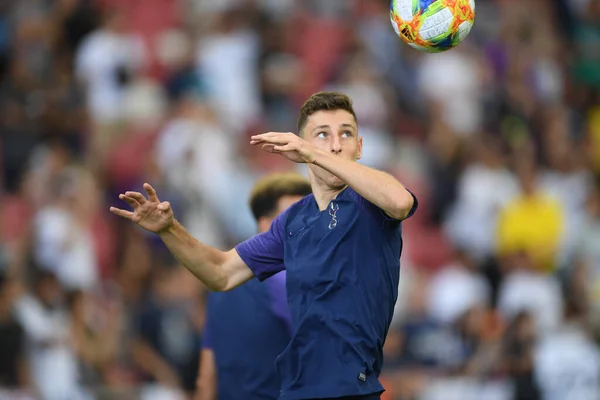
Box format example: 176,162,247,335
195,173,312,400
111,92,417,400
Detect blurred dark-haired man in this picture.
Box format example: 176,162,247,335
195,172,312,400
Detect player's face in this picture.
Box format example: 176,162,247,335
302,110,362,189
258,195,305,233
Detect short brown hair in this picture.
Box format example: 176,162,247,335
297,92,357,135
249,173,312,220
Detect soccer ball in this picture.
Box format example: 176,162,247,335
390,0,475,53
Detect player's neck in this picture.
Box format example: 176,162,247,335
311,183,347,211
307,169,347,210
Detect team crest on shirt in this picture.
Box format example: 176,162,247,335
328,202,339,229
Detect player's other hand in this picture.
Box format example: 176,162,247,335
110,183,174,233
250,132,316,164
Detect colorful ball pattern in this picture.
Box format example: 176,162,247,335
390,0,476,53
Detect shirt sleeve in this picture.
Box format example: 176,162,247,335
263,271,292,335
403,189,419,220
351,188,418,227
235,210,287,281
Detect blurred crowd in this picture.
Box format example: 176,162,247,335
0,0,600,399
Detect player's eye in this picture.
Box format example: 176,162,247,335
341,131,352,138
317,132,328,139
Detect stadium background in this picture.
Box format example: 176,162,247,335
0,0,599,399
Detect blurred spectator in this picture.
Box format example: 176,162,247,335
156,29,206,102
195,6,262,134
570,0,600,87
425,118,463,225
32,165,99,290
75,7,147,167
538,107,594,268
0,273,29,391
417,46,484,136
495,156,565,273
497,252,563,336
573,178,600,327
503,311,540,400
14,269,85,400
75,7,146,124
534,299,600,400
427,250,491,327
386,272,465,398
444,135,519,262
155,96,230,247
66,289,121,393
132,264,203,397
55,0,100,59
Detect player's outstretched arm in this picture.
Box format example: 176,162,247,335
110,183,253,291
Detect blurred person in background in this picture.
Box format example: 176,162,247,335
155,94,231,249
417,45,484,137
495,154,565,274
427,249,491,327
74,6,147,169
534,297,600,400
573,178,600,332
570,0,600,88
386,271,509,400
196,172,311,400
502,311,540,400
443,135,519,264
383,272,463,399
32,165,100,291
14,269,86,400
66,289,122,395
424,116,464,227
497,251,563,337
131,261,204,399
258,15,303,132
195,5,262,135
537,107,594,269
0,272,30,395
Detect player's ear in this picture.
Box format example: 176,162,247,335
356,136,363,160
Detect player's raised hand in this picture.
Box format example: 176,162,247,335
110,183,174,233
250,132,317,164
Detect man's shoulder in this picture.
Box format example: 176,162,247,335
283,194,314,219
294,194,314,208
343,187,391,222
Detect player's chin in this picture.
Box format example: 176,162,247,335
309,166,345,188
327,175,346,189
